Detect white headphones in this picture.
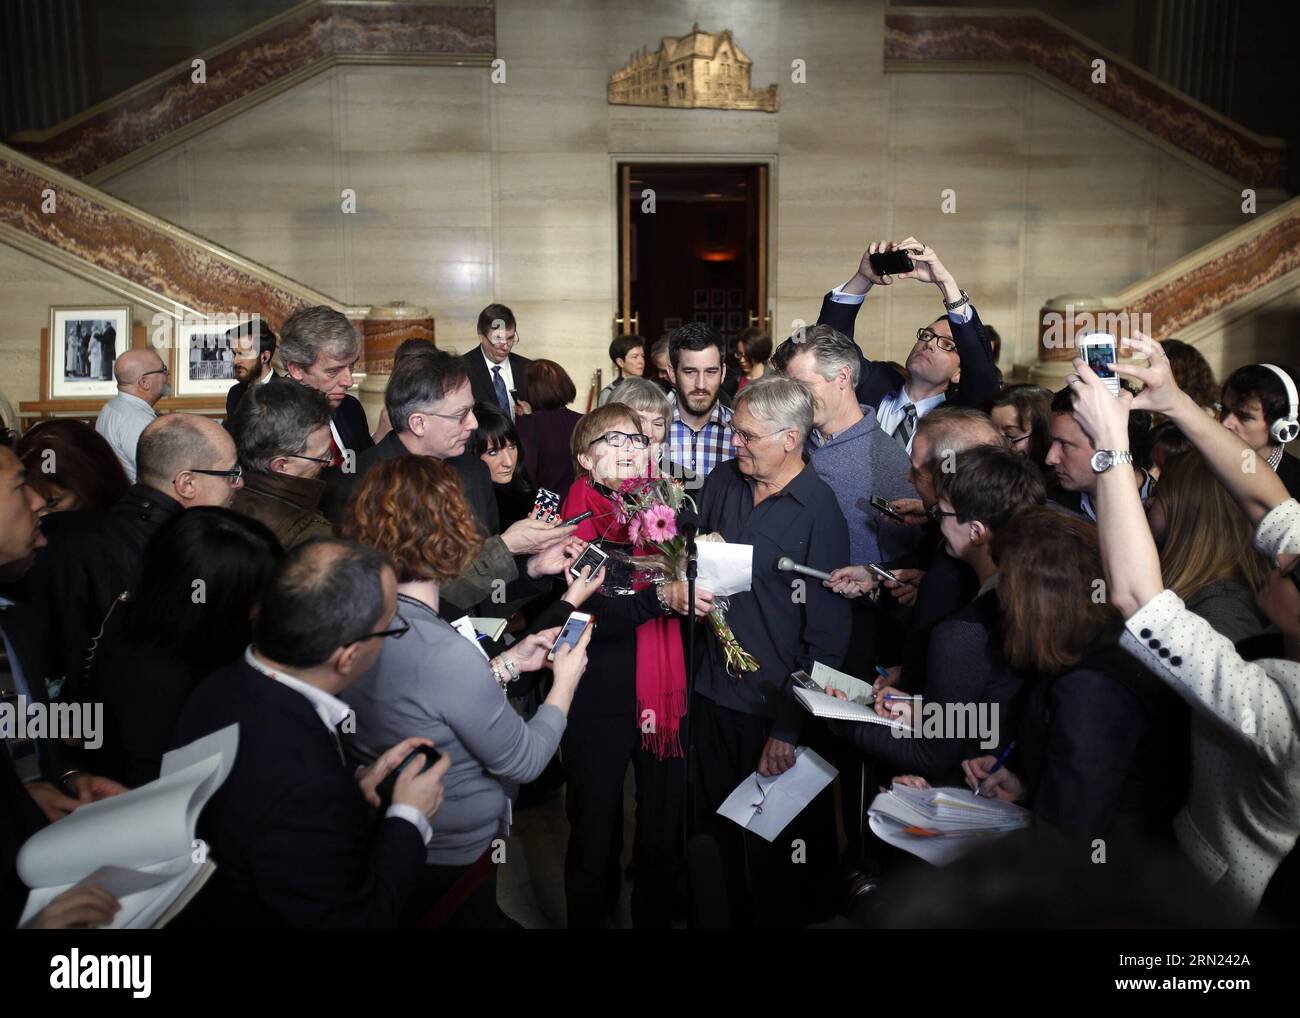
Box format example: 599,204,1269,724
1260,364,1300,444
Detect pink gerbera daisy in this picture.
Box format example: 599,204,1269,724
638,504,677,545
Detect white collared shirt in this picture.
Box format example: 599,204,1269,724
481,346,515,415
828,279,974,452
95,390,158,482
243,647,432,845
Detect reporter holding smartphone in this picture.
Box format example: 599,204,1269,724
558,403,702,928
341,456,592,928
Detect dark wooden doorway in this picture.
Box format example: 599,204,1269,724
617,163,769,351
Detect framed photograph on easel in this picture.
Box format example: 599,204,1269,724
46,305,133,399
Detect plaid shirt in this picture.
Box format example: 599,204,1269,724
668,394,735,484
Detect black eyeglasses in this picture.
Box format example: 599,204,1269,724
188,464,243,484
927,505,958,522
915,328,958,354
589,431,650,449
349,612,411,644
285,452,334,467
139,367,170,378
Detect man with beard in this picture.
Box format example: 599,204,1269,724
665,322,734,486
223,317,279,427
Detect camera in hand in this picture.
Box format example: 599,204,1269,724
375,747,442,811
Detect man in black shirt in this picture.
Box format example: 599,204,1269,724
690,376,850,927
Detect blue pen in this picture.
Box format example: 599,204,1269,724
874,665,890,682
974,740,1017,798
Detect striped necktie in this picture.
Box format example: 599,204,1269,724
0,621,41,783
893,403,918,451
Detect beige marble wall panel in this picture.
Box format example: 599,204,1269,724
338,66,491,154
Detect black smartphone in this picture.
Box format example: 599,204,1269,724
567,542,609,580
868,495,905,523
375,747,442,811
558,509,594,527
868,249,914,277
867,562,899,584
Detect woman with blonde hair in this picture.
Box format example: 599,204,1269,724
341,455,593,928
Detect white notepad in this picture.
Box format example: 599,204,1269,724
793,685,907,728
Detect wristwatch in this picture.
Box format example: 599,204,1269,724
1090,449,1134,473
942,288,970,311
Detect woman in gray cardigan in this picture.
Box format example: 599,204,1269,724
341,455,598,928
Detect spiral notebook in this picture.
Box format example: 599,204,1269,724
791,672,906,728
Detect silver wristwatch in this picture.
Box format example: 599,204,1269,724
1090,449,1134,473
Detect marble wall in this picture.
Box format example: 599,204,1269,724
0,0,1285,413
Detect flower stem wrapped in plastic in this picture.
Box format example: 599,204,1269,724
613,476,759,676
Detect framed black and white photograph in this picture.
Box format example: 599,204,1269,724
47,305,132,399
692,289,708,308
174,321,240,396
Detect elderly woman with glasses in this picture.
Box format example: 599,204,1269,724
341,455,594,928
556,402,710,928
1066,335,1300,921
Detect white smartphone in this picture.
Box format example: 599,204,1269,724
1078,333,1120,396
567,543,609,580
546,611,593,662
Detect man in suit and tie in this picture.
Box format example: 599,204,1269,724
223,317,279,427
462,303,532,420
171,538,451,927
277,306,375,463
811,238,1001,451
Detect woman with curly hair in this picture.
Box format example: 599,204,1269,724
340,455,594,928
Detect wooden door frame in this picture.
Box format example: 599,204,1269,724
610,154,778,339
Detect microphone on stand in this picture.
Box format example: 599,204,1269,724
776,556,835,583
677,508,701,538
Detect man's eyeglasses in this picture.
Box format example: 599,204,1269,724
189,464,243,485
140,366,169,378
733,427,785,447
285,452,335,467
422,406,476,426
915,328,958,354
589,431,650,449
1004,431,1031,446
349,612,411,644
927,505,958,522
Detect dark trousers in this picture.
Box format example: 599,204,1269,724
562,712,684,929
405,853,501,929
690,696,838,929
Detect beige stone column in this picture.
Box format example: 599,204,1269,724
1028,294,1123,391
358,301,436,432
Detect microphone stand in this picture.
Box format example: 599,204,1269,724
680,511,701,927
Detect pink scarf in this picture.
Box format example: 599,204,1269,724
561,476,686,758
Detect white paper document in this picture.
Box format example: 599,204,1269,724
717,747,837,842
697,541,752,596
17,724,237,928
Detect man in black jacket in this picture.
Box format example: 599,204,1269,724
321,349,576,613
172,539,449,927
811,238,1000,442
0,444,127,925
223,316,279,427
17,414,242,702
279,306,375,461
462,303,532,418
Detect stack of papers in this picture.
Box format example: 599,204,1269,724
867,784,1031,867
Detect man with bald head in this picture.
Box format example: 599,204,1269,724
95,348,170,481
17,413,242,702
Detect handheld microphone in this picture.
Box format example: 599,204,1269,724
776,556,834,583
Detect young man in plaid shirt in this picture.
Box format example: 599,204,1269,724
665,322,735,487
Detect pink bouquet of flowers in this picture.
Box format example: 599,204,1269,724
614,476,759,675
